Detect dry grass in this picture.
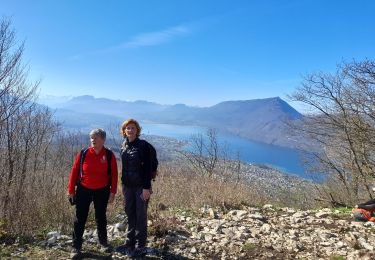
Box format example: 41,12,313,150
1,158,318,239
149,163,266,212
0,174,73,236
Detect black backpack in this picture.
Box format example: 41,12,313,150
77,147,113,185
145,141,158,180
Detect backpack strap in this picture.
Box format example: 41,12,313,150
77,148,89,185
106,148,113,186
77,147,113,187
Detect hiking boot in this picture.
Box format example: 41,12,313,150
70,248,81,259
115,242,135,256
133,247,147,257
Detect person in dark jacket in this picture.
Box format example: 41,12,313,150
119,118,151,257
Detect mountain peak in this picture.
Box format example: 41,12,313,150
71,95,95,101
43,95,303,148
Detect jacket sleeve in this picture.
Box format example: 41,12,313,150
110,152,118,194
67,151,81,194
141,142,152,189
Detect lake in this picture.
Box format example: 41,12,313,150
142,123,312,180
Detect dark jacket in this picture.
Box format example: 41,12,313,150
121,137,152,189
358,198,375,211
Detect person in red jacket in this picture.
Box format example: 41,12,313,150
67,128,118,258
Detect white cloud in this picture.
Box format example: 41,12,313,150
67,24,191,60
121,25,190,49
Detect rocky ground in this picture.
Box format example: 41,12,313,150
1,205,375,259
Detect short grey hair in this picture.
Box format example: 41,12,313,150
89,128,106,140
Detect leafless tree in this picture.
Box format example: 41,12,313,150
0,18,79,234
181,128,242,181
290,59,375,205
181,128,218,177
0,18,39,125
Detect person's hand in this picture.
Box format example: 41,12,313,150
142,189,151,201
108,193,115,204
67,193,75,205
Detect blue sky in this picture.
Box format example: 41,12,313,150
1,0,375,109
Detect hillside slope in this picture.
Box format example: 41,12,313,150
45,96,303,148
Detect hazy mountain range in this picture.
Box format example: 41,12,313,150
40,95,303,148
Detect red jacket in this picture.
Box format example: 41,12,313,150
68,147,118,194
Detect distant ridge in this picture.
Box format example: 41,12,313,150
41,95,303,148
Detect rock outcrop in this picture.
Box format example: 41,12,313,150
3,205,375,259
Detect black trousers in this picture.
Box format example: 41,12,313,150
123,185,148,248
73,184,110,249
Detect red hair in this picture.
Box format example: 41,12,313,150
121,118,141,138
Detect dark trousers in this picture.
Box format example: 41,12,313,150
123,185,148,248
73,184,110,249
